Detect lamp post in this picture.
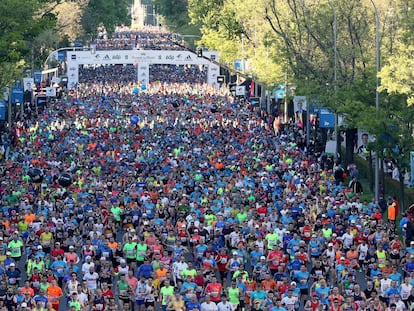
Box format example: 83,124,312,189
7,86,11,126
327,0,339,159
370,0,380,203
284,65,288,123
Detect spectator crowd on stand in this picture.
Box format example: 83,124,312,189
0,27,412,311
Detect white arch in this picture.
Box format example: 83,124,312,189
66,50,220,88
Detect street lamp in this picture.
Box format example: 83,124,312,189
370,0,380,203
7,86,11,126
327,0,339,158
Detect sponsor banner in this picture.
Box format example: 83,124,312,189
34,70,42,83
137,63,149,85
66,50,220,87
235,86,245,96
207,64,220,87
11,86,24,104
51,77,61,84
67,50,219,65
23,78,35,91
234,59,243,71
319,112,335,128
46,87,56,97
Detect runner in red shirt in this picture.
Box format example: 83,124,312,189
204,275,222,303
215,248,229,287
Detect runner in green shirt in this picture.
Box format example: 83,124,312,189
181,262,197,279
159,280,175,307
204,210,216,226
136,242,147,264
265,231,279,250
123,240,137,264
69,293,82,311
236,209,248,222
110,205,122,223
228,280,241,308
7,234,24,264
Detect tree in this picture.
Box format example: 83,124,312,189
0,0,57,91
378,44,414,106
350,97,414,210
153,0,194,32
81,0,130,38
53,1,87,43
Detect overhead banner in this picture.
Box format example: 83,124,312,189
66,50,220,88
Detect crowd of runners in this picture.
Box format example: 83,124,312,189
0,27,412,311
78,64,207,85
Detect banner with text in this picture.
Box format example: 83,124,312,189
66,50,220,88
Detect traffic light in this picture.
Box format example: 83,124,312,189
196,47,203,58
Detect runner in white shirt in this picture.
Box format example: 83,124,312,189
281,291,298,311
201,295,219,311
341,229,354,250
83,267,99,290
357,242,368,268
216,295,232,311
172,256,188,286
400,278,413,303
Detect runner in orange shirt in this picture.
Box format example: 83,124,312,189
20,280,34,297
46,279,63,310
24,209,36,225
244,278,257,306
261,273,277,291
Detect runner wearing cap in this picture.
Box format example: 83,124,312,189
254,256,270,282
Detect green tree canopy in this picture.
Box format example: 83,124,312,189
0,0,57,91
379,44,414,105
81,0,130,38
